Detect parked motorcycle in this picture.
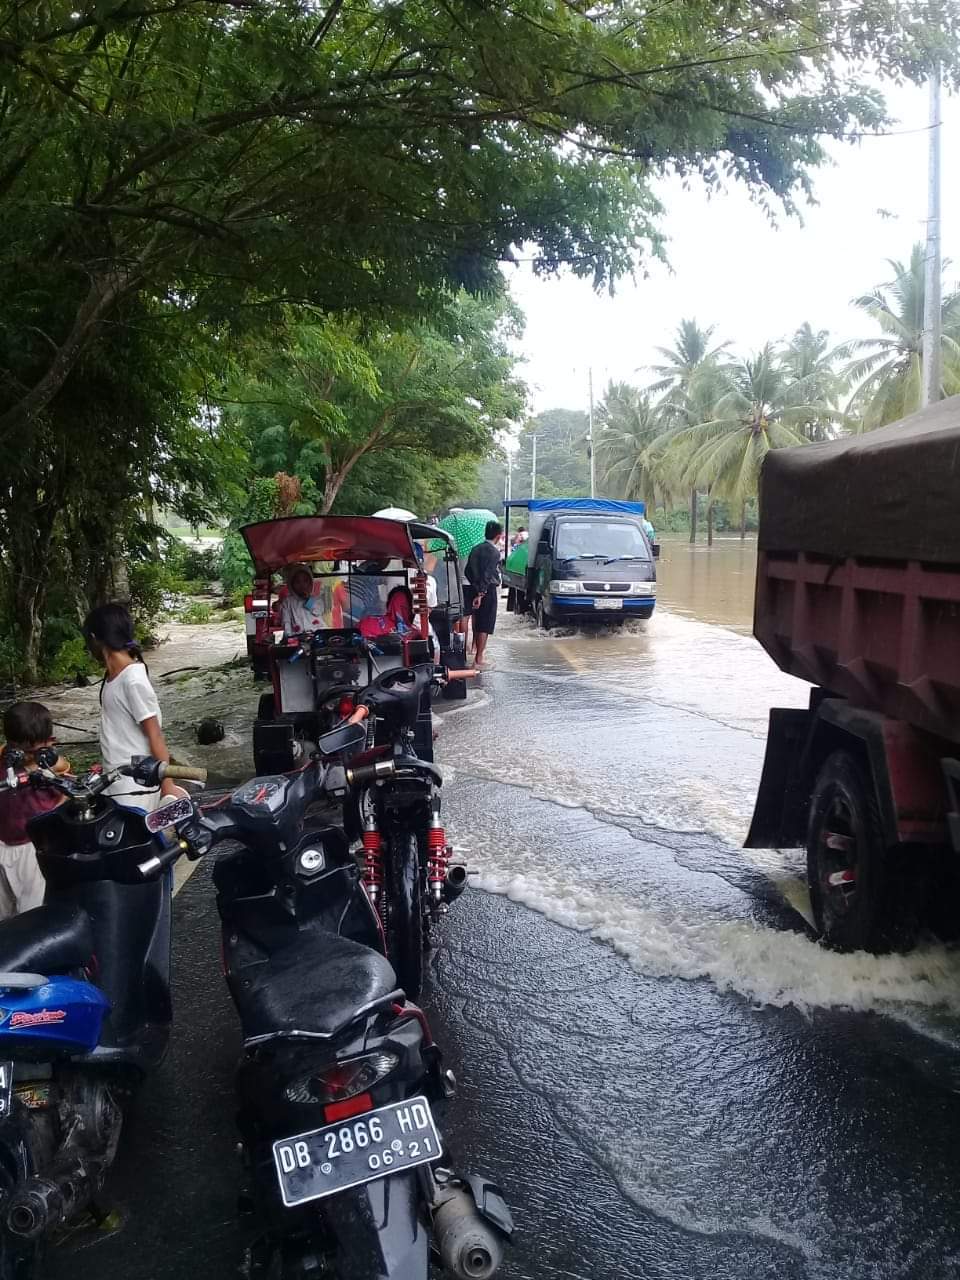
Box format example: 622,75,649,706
0,753,206,1277
327,661,473,1001
142,747,512,1280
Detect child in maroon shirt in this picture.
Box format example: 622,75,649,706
0,702,70,917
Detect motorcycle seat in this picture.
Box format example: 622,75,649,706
231,932,400,1044
0,903,95,976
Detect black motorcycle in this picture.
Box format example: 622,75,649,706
0,753,205,1276
325,662,473,1002
142,750,511,1280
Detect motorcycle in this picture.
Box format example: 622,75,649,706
327,661,474,1002
0,752,206,1276
141,741,512,1280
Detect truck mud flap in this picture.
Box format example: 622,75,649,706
745,707,813,849
317,1170,430,1280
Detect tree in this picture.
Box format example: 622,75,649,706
230,293,524,514
840,245,960,428
658,345,824,538
596,383,667,507
515,409,591,500
781,323,848,440
648,320,731,541
3,0,956,440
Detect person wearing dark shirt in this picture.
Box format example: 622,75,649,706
465,520,503,668
0,701,70,917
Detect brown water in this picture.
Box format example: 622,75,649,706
657,534,758,635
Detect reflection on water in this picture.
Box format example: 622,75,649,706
657,535,757,634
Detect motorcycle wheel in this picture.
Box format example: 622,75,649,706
384,828,424,1001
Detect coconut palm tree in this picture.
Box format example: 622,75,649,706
840,244,960,429
781,323,848,441
656,344,833,540
648,319,730,541
596,383,668,509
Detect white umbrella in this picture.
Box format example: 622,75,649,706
373,506,417,521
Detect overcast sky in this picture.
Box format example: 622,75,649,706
507,81,960,414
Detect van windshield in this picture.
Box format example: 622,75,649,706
555,521,650,562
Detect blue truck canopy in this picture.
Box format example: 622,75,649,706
504,498,646,516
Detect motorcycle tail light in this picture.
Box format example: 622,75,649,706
338,695,355,718
244,594,254,612
284,1051,399,1105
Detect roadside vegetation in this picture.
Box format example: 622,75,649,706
1,2,957,682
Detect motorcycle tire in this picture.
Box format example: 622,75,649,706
384,829,424,1001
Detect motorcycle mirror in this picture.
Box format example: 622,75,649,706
146,795,195,833
317,722,367,758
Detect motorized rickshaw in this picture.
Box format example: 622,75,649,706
240,516,466,776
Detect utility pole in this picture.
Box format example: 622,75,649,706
921,61,943,409
504,450,513,506
587,367,596,498
530,435,537,499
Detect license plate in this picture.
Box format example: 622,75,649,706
593,598,623,610
273,1096,442,1208
0,1062,13,1119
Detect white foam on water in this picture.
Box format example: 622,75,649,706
470,853,960,1021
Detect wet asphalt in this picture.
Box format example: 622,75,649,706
49,608,960,1280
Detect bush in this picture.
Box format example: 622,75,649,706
46,636,99,684
166,538,221,583
180,602,213,625
220,531,253,593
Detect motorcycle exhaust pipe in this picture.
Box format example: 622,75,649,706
5,1156,99,1240
433,1186,504,1280
442,864,468,904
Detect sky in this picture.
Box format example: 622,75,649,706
506,81,960,414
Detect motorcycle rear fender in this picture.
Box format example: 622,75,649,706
316,1169,429,1280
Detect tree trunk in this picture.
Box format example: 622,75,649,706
740,503,747,540
707,500,714,548
12,575,44,686
689,488,698,544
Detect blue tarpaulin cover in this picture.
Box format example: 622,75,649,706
504,498,646,515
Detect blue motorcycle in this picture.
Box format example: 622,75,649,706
0,752,205,1276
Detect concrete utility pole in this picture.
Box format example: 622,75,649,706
504,450,513,505
921,62,943,409
588,367,596,498
530,435,537,499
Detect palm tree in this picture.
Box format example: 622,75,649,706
840,244,960,429
648,319,730,541
781,323,848,441
656,344,831,541
596,383,667,509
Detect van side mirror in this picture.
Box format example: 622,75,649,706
652,543,661,559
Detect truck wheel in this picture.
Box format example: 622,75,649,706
806,750,920,953
535,597,552,630
257,693,275,721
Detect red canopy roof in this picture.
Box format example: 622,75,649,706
240,516,419,573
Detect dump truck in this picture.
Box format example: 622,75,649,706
746,396,960,953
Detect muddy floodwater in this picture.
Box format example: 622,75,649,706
41,549,960,1280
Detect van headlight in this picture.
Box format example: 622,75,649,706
632,581,657,594
549,581,580,593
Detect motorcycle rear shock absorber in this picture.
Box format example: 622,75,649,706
362,815,384,916
427,803,452,910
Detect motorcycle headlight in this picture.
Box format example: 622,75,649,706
549,580,580,593
284,1051,399,1104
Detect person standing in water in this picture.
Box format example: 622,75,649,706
83,603,177,813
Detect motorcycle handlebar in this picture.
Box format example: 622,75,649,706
347,705,370,726
161,764,208,783
137,842,187,878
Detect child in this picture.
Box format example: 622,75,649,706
83,602,175,813
0,702,70,918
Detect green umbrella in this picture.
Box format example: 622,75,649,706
435,509,498,558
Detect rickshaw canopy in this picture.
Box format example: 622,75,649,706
240,516,421,574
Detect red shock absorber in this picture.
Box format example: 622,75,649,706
362,816,384,910
427,806,450,905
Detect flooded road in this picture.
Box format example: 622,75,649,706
51,579,960,1280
